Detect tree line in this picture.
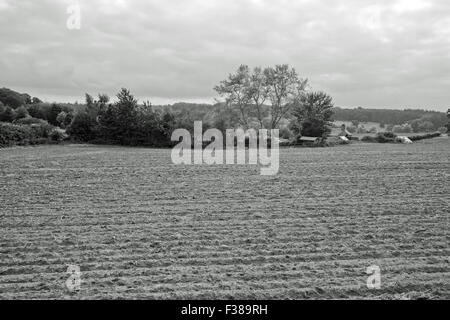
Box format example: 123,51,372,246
1,65,448,147
333,107,447,132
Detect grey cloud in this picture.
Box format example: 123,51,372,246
0,0,449,110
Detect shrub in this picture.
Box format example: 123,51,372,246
361,131,441,143
417,120,435,132
26,103,71,125
356,126,367,134
14,106,29,120
346,125,357,133
29,122,54,139
0,106,16,122
362,132,397,143
0,123,30,146
14,117,49,126
26,103,48,120
66,111,97,141
0,122,49,147
56,111,74,128
409,132,441,141
382,131,396,139
393,124,412,133
438,126,448,134
361,136,377,143
279,126,292,139
50,128,69,141
377,134,396,143
47,103,64,126
410,114,447,132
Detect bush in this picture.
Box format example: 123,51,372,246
14,117,49,125
26,103,71,125
362,132,397,143
26,103,48,120
14,106,29,120
438,126,448,134
393,124,413,133
409,132,441,141
47,103,64,126
361,131,441,143
361,136,377,143
300,118,329,137
346,125,357,133
29,122,54,139
0,106,16,122
376,133,395,143
382,131,396,139
356,126,368,134
50,128,69,141
0,122,49,147
66,111,97,141
56,111,74,128
279,126,292,139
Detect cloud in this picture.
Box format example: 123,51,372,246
0,0,449,110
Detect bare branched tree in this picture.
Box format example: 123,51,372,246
248,67,270,129
215,64,308,129
264,64,308,129
214,65,251,128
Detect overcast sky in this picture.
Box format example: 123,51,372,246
0,0,449,110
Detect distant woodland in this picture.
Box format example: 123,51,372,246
1,69,449,147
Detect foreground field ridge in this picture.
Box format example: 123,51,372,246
0,137,449,299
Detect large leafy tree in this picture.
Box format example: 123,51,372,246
291,91,334,137
98,88,139,145
67,93,109,141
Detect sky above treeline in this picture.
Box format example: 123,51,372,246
0,0,449,111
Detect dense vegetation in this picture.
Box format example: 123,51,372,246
361,131,442,143
447,108,450,131
334,107,447,133
0,75,447,147
0,87,41,108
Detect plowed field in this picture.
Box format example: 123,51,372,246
1,137,449,299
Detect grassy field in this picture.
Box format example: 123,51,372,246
0,137,449,299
